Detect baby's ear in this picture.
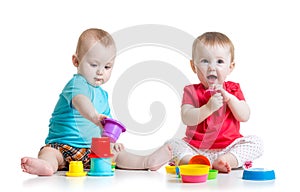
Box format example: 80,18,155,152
72,54,79,67
229,61,235,73
190,60,197,73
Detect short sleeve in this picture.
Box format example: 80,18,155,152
62,75,91,106
182,85,201,107
225,81,245,101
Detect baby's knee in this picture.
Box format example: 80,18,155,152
249,135,264,158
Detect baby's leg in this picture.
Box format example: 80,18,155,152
21,147,64,176
114,144,172,171
212,152,237,173
144,144,172,170
21,157,54,176
165,138,198,165
178,155,194,165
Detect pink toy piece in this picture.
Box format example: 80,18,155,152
90,137,114,158
101,118,126,142
181,174,208,183
204,89,218,102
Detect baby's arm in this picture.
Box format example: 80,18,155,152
181,93,224,126
72,94,107,127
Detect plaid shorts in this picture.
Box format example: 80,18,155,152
43,143,91,170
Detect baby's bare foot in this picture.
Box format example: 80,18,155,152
212,158,231,173
21,157,54,176
147,144,172,171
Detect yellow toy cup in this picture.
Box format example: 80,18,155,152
66,161,87,177
165,165,177,174
179,164,210,175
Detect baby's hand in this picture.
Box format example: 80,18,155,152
113,143,125,152
98,114,108,129
206,92,224,112
213,84,231,103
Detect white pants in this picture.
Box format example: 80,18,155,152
165,135,264,167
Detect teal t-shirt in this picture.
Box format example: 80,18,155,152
45,74,112,148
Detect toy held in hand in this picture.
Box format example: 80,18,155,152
204,88,220,102
101,118,126,142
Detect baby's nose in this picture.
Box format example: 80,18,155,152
97,66,105,74
208,63,217,70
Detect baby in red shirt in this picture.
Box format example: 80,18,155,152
166,32,263,173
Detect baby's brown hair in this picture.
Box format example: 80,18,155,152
192,32,234,63
75,28,115,61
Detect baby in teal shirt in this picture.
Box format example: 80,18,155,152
21,28,172,176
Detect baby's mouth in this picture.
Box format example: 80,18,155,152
95,78,103,83
207,75,217,84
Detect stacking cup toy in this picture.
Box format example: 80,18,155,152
88,137,114,176
189,155,211,166
242,168,275,181
204,89,218,102
101,118,126,143
165,165,177,174
179,164,210,183
66,161,87,177
90,137,114,158
208,169,218,180
111,162,116,172
88,158,114,176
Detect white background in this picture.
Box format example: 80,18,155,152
0,0,299,190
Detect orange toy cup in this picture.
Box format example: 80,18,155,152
189,155,211,166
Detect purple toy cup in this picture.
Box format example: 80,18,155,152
101,118,126,142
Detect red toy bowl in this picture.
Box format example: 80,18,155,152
101,118,126,143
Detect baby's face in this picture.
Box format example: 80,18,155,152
192,44,234,88
77,42,116,86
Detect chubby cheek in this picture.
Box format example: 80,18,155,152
217,69,229,84
197,73,209,87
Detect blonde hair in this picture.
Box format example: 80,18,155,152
192,32,234,62
75,28,115,60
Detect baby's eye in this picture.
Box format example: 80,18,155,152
90,64,97,67
105,66,112,70
200,59,209,64
217,59,224,64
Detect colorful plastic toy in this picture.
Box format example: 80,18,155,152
101,118,126,142
188,155,211,166
111,162,116,172
207,169,218,180
165,155,218,182
179,164,210,175
179,164,210,183
88,137,114,176
66,161,87,177
181,174,208,183
165,165,177,174
242,168,275,181
88,158,114,176
204,89,219,102
90,137,113,158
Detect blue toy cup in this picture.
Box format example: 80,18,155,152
88,158,114,176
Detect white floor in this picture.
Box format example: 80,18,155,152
12,164,293,192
